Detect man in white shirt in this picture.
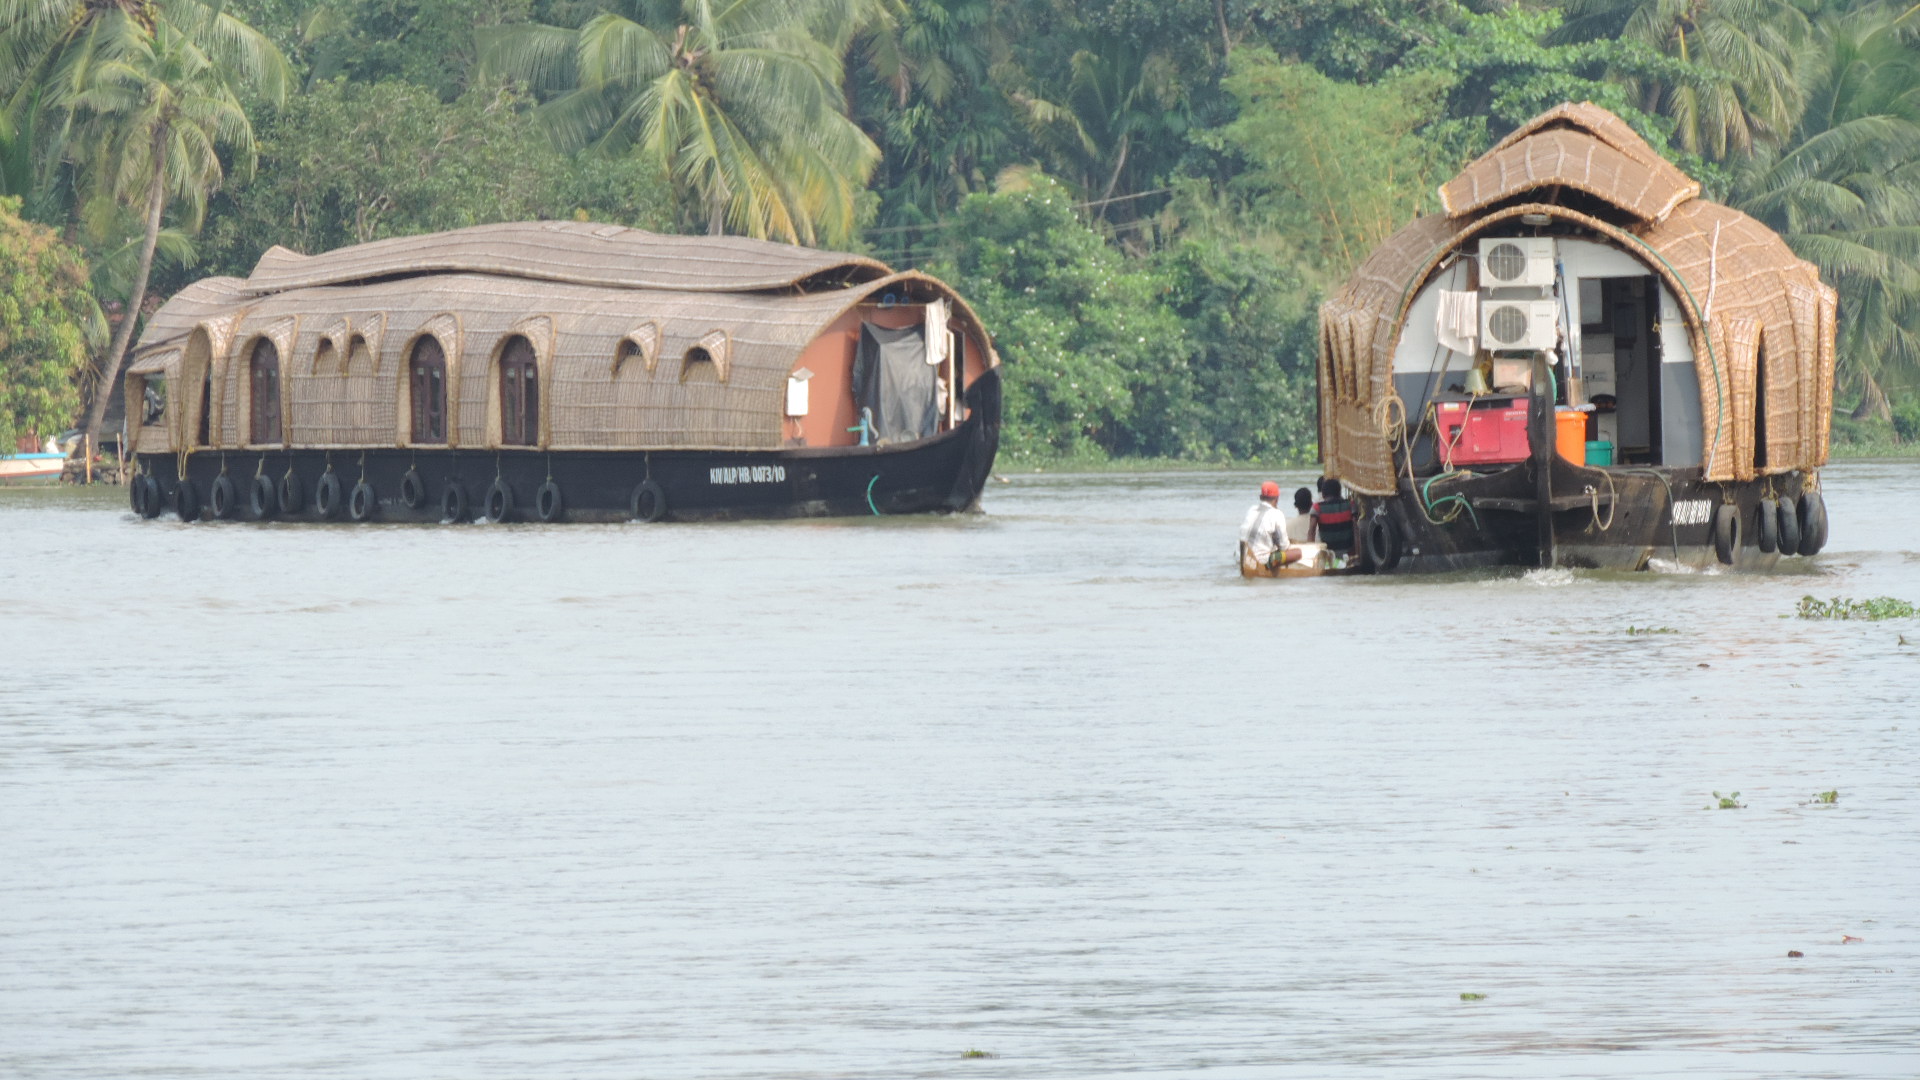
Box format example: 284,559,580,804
1240,481,1297,570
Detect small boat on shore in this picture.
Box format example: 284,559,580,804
1314,102,1836,574
0,452,64,484
120,222,1001,523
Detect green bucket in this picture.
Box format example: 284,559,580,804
1585,440,1614,467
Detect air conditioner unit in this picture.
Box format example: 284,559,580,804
1480,298,1559,351
1477,237,1556,289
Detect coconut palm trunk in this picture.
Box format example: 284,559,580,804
77,124,165,452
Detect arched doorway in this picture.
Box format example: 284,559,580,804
498,335,538,446
249,338,282,444
410,337,448,443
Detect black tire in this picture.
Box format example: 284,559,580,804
209,475,238,519
1713,503,1739,565
130,474,150,517
250,473,278,519
400,469,426,509
1755,498,1778,553
535,480,564,523
484,477,514,523
1365,514,1403,572
140,475,162,519
280,472,305,515
1777,497,1801,557
173,479,201,522
1798,491,1828,556
440,482,469,524
349,480,377,521
315,472,344,519
630,479,667,523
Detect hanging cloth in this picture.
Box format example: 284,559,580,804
924,299,951,366
1435,290,1478,357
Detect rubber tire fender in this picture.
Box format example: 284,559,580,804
1754,498,1778,554
1797,491,1828,556
440,482,468,524
1713,502,1740,565
535,479,564,523
315,472,344,519
249,473,278,519
209,475,238,520
1364,513,1403,572
1777,497,1801,557
630,479,667,523
130,474,151,517
484,478,514,523
349,480,377,522
279,472,305,515
173,479,201,522
399,469,426,509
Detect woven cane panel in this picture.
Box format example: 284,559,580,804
1441,128,1698,223
132,277,250,353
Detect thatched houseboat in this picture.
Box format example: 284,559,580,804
1319,103,1835,572
121,222,1001,523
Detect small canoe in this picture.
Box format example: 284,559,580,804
0,453,65,484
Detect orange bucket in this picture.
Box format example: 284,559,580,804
1555,409,1588,464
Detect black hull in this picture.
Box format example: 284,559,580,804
1348,393,1823,574
134,369,1001,524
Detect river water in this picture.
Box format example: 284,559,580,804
3,463,1917,1079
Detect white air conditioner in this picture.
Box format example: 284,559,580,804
1480,298,1559,350
1477,237,1556,289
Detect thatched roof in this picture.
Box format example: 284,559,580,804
1323,103,1835,492
241,221,894,296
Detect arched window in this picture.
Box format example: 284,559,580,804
681,346,719,383
249,338,281,444
499,334,539,446
196,369,213,446
410,337,448,443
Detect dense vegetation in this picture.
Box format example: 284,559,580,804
4,0,1917,463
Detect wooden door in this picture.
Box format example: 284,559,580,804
249,339,281,444
499,336,538,446
410,337,448,443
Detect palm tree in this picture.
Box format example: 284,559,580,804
1012,36,1185,221
69,16,256,442
1555,0,1812,158
1728,0,1920,420
480,0,881,246
0,0,287,208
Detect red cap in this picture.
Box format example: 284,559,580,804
1260,481,1280,499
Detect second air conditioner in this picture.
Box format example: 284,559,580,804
1480,298,1559,351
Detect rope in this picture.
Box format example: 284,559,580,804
866,475,881,516
1583,469,1617,533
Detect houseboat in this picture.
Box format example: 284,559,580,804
1318,103,1834,573
120,222,1001,523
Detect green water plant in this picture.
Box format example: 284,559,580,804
1811,789,1839,805
1459,992,1486,1001
960,1049,997,1059
1710,791,1744,809
1626,625,1678,635
1796,596,1919,620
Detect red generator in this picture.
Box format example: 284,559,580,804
1434,397,1531,467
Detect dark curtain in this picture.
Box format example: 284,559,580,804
852,323,936,444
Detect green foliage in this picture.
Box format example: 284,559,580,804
1209,49,1444,281
1811,789,1839,805
479,0,881,245
1796,595,1919,621
1459,992,1487,1001
930,173,1186,460
0,195,100,450
1153,210,1317,461
1710,791,1743,810
201,80,670,275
